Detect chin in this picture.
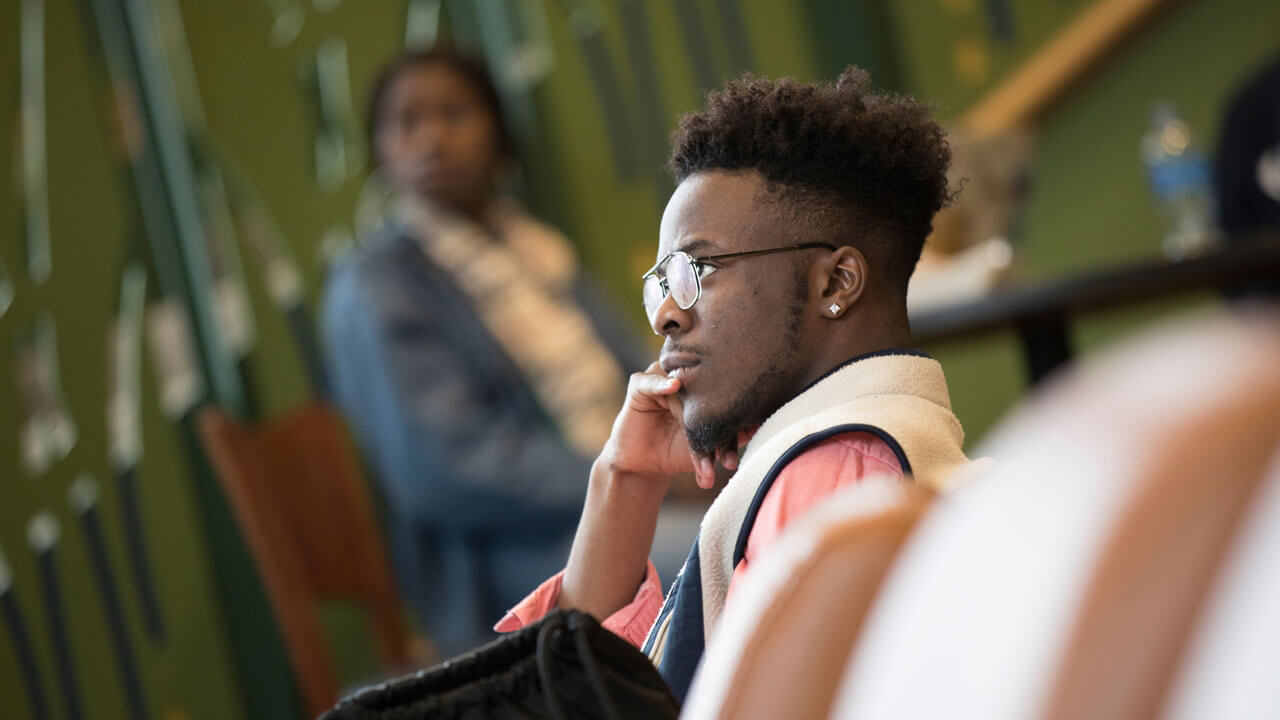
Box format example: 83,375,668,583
684,398,752,456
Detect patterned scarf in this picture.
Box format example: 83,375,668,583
397,196,625,455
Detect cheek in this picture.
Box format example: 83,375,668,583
385,154,418,188
458,125,501,173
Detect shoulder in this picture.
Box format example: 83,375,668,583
323,225,439,327
342,224,421,281
743,431,906,564
763,430,904,517
782,431,905,481
769,431,906,523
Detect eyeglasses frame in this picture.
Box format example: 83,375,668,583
641,241,838,318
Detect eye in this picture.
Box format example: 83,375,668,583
693,262,718,280
398,107,421,132
442,103,478,125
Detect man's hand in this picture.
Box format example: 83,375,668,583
559,362,732,620
600,362,738,491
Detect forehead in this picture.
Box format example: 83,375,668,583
657,170,789,257
385,63,486,111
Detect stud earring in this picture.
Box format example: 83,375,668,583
828,303,841,315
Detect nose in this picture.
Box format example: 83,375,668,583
648,293,692,337
406,115,448,157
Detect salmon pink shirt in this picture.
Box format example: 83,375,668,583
496,431,904,646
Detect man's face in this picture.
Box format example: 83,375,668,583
375,64,501,213
653,170,815,454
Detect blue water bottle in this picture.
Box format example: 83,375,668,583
1141,103,1220,260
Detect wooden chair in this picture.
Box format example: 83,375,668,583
680,477,934,720
198,401,411,718
826,311,1280,720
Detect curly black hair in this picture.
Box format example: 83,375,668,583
669,67,951,295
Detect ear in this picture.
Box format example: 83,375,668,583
817,245,868,319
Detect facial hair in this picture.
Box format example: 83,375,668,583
685,264,808,456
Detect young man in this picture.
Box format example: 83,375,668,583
497,68,972,701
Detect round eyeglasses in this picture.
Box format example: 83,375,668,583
641,242,836,321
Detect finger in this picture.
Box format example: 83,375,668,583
629,371,681,397
691,453,716,490
720,446,739,471
625,374,681,412
664,390,685,425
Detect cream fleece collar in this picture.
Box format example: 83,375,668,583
699,352,968,641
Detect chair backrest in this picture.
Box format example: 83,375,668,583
198,402,409,718
681,478,934,720
827,311,1280,720
1037,370,1280,720
1158,450,1280,720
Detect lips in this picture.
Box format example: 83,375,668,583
660,353,702,382
418,165,462,187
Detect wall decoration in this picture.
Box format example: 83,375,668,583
714,0,755,75
0,250,14,318
28,512,84,720
13,315,77,477
983,0,1017,44
232,186,329,396
561,0,639,179
69,477,152,720
405,0,442,49
108,264,148,476
304,38,364,193
671,0,720,92
108,262,167,642
145,300,205,420
462,0,556,148
0,544,52,720
153,0,260,364
617,0,673,205
21,0,52,285
261,0,304,47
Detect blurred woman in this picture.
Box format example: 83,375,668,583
322,47,644,656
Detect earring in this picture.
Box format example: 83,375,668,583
828,303,841,315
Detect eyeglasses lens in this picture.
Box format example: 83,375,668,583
643,252,701,319
667,253,698,309
642,275,665,319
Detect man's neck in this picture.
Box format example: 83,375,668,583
797,318,914,392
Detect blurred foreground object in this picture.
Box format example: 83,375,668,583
321,609,679,720
907,129,1029,313
829,308,1280,719
1215,51,1280,298
681,478,935,720
197,402,412,718
1142,103,1220,260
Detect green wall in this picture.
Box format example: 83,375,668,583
1,1,1277,718
0,0,245,717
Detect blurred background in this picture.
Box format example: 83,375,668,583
0,0,1276,718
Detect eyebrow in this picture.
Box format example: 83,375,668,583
675,237,717,255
